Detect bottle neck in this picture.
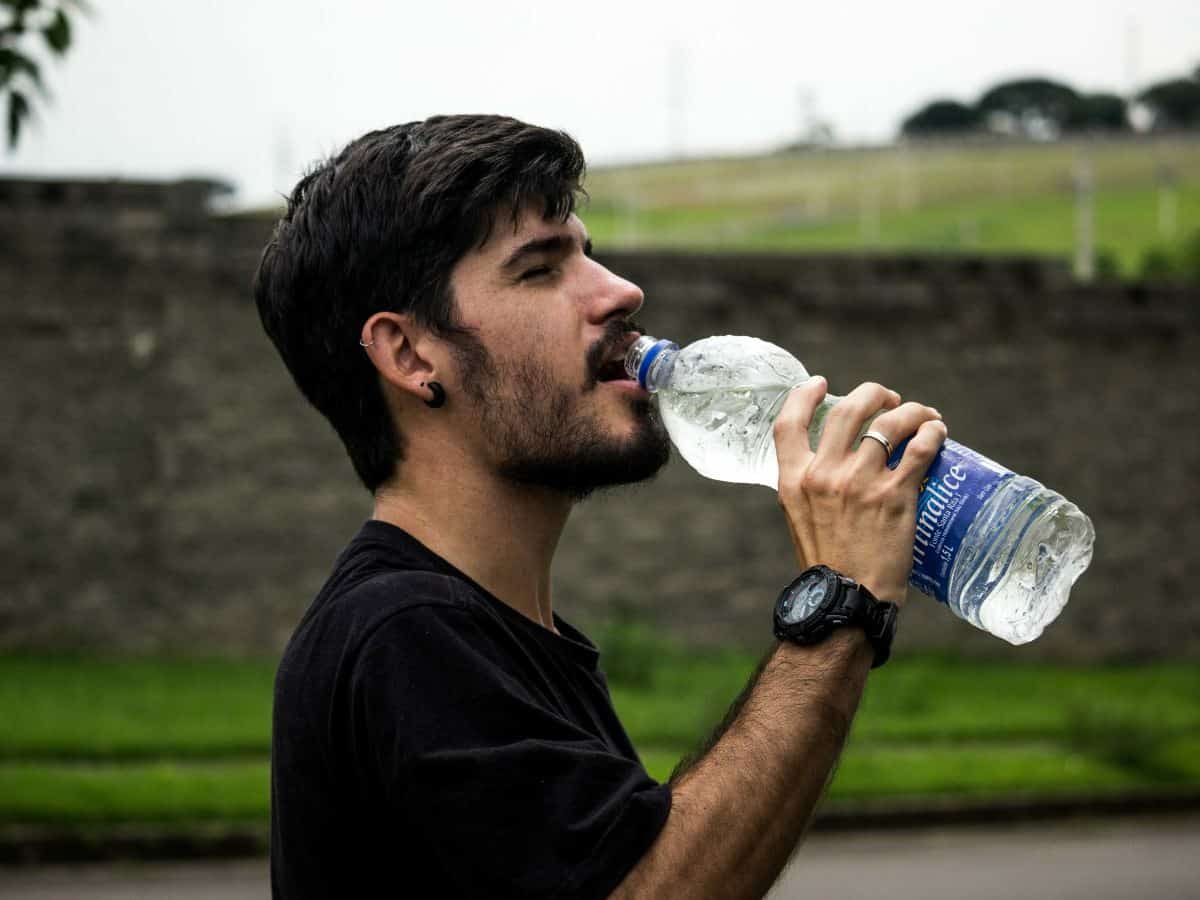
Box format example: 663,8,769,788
625,336,679,392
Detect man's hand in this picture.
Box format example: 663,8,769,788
611,378,947,900
774,378,946,606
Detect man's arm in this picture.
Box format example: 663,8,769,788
612,378,946,899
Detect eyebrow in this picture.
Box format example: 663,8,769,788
500,233,594,272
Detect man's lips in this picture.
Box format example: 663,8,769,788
590,331,643,385
595,358,630,383
603,378,646,394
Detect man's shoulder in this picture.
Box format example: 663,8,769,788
318,567,481,638
281,567,478,662
275,568,494,707
341,568,468,608
316,520,474,618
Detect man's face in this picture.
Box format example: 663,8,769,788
443,207,670,500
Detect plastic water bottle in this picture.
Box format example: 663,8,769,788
626,334,1095,645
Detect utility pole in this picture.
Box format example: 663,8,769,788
1073,151,1095,282
1157,162,1178,241
897,144,919,211
859,178,881,246
621,170,641,248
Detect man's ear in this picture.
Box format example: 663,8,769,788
359,312,440,404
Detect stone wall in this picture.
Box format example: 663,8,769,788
2,177,1197,659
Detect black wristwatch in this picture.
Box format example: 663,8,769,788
773,565,899,668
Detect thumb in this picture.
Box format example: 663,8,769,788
772,375,827,466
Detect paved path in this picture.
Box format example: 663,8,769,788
1,817,1196,899
770,816,1199,899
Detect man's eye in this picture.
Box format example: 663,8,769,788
520,266,553,281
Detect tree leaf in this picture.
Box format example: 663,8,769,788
0,46,42,92
0,47,16,87
5,0,39,31
7,88,29,149
43,8,69,54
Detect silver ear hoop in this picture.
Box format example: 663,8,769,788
359,339,375,348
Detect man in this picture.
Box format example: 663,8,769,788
256,114,945,899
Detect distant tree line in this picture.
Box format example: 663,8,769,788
901,67,1200,139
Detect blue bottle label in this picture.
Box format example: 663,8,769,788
887,438,1013,605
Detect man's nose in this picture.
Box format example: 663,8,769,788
590,263,644,322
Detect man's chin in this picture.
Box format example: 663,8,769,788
499,424,671,502
575,421,673,499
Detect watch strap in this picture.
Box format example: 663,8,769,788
774,567,898,668
827,583,896,668
846,585,897,667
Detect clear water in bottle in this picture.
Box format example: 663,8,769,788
626,334,1095,645
647,336,810,488
949,475,1094,644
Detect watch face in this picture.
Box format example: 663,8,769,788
779,571,832,626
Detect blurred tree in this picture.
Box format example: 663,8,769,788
1092,248,1121,281
1137,77,1200,130
1,0,85,149
1179,229,1200,282
1064,93,1129,132
976,77,1080,139
1134,228,1200,283
1138,246,1176,281
900,99,979,137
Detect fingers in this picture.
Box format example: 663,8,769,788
772,376,828,470
854,402,942,468
816,382,901,460
891,418,949,484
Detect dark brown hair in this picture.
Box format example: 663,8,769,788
254,115,587,491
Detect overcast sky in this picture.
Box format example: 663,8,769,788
2,0,1196,208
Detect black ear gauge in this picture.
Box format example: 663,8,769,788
424,381,446,409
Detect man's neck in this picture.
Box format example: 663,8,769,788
371,461,571,632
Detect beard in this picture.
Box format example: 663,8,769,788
447,327,671,502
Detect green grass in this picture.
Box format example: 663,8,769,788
829,743,1147,800
608,651,1200,749
2,651,1199,825
640,739,1200,794
582,182,1200,277
0,656,275,760
0,761,269,824
578,136,1200,276
584,137,1200,219
611,649,1200,785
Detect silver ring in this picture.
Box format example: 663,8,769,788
359,339,375,348
862,430,894,458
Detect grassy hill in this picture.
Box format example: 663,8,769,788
580,136,1200,276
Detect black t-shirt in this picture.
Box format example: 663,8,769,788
271,520,672,898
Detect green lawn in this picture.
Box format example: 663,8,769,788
577,137,1200,276
2,652,1198,825
581,182,1200,277
0,656,275,760
0,761,269,824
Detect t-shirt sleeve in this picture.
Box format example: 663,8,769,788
349,589,671,899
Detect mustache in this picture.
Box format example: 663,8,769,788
586,317,645,382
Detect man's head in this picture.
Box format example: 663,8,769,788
254,114,669,499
